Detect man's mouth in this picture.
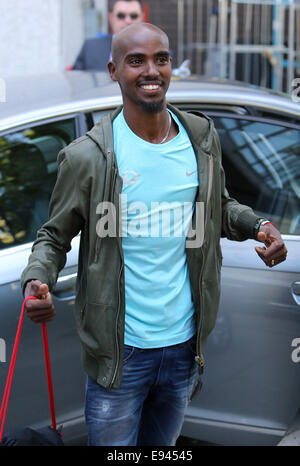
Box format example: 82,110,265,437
141,84,160,90
138,81,163,92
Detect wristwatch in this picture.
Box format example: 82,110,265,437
253,218,269,239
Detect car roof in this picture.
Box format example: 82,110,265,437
0,71,299,131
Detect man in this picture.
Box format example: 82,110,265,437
72,0,144,71
22,23,287,446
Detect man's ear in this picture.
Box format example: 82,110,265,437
107,61,118,81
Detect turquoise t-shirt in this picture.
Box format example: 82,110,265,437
113,109,198,348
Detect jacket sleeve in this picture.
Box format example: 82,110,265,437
20,149,85,292
213,129,259,241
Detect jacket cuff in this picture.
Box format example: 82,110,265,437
236,210,261,240
20,267,50,295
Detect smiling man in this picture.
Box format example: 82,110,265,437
22,23,287,446
108,23,175,137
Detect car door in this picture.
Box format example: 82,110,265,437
0,115,87,442
183,111,300,445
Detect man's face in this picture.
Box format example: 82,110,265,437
109,1,143,34
109,25,172,114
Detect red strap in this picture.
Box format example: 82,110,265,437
0,297,58,443
41,322,56,432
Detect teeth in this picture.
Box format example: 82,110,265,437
141,85,159,90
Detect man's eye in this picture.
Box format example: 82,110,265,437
129,58,142,65
157,56,169,64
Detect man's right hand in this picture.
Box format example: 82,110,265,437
24,280,56,323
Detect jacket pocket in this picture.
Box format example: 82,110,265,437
76,302,116,361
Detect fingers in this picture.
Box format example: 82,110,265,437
26,305,56,323
256,231,272,247
255,245,287,267
24,280,55,323
255,230,287,268
32,282,49,299
25,280,48,299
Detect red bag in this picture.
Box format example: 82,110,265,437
0,297,63,446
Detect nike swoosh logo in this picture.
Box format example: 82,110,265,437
186,170,197,176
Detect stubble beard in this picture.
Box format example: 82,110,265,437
121,84,166,114
138,99,165,114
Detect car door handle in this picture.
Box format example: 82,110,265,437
291,281,300,306
52,273,77,301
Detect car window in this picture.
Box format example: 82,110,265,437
213,117,300,236
0,118,76,249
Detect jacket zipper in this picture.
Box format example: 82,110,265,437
93,143,124,387
195,153,214,371
109,158,124,388
110,167,117,203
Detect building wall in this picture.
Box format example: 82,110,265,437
61,0,85,70
0,0,83,78
0,0,298,90
146,0,179,66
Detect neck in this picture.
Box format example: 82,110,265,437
123,103,173,144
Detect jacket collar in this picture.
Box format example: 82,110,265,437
166,103,214,155
85,103,214,156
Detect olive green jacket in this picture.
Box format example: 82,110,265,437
21,104,260,388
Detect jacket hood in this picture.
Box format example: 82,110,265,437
85,106,123,157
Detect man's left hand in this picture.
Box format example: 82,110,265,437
255,223,287,267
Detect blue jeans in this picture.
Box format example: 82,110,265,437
85,335,200,446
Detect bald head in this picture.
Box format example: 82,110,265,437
108,22,172,115
111,22,169,64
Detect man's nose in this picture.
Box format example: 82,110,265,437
144,60,160,77
126,16,135,25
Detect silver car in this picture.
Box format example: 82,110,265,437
0,72,299,446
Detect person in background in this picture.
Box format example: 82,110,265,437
72,0,144,71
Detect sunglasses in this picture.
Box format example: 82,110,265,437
116,12,140,20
